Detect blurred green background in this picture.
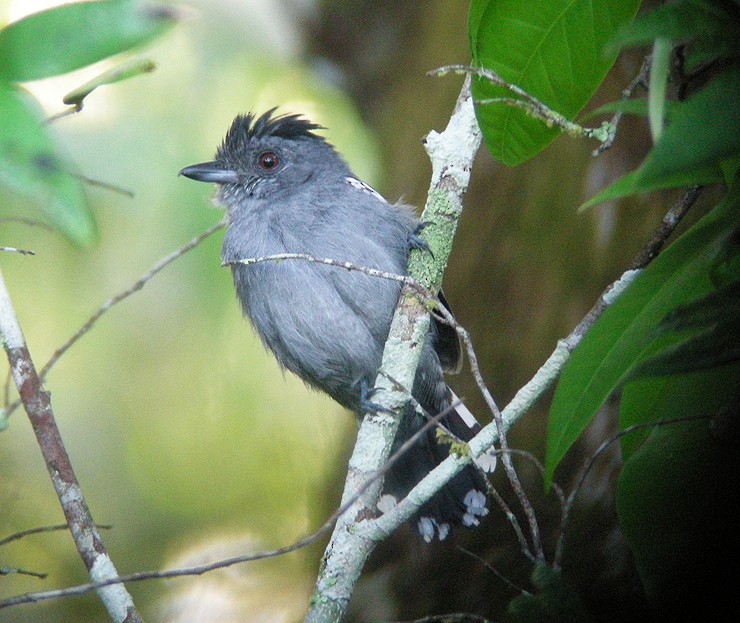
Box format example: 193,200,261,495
0,1,713,622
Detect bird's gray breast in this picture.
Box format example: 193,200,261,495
222,204,405,410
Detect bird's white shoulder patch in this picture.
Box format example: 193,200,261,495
345,177,387,203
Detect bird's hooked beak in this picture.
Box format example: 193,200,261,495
179,161,239,184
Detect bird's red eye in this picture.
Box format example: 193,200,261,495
257,151,279,171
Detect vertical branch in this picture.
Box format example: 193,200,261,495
303,77,481,623
0,268,142,623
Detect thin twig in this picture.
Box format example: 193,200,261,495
485,479,533,561
457,546,529,596
435,303,545,561
480,447,567,564
367,180,703,555
44,105,83,124
553,414,710,568
0,401,459,610
431,65,614,145
2,220,226,421
390,614,495,623
41,220,225,381
0,246,35,255
1,567,48,580
629,186,702,269
592,54,652,156
224,252,418,289
0,523,112,547
0,217,54,231
73,174,135,198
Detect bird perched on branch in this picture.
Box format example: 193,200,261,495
180,109,492,541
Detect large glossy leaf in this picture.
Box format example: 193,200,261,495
0,0,176,82
468,0,641,166
0,82,96,245
544,183,739,484
581,68,740,208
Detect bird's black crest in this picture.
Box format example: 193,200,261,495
218,108,325,158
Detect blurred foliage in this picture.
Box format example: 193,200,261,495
0,0,178,246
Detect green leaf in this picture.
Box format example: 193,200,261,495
508,563,589,623
0,82,96,246
629,282,740,378
581,166,723,210
651,280,740,333
616,411,740,611
0,0,177,82
63,57,156,107
582,68,740,209
608,0,740,52
619,362,740,459
544,183,739,484
467,0,490,55
468,0,641,166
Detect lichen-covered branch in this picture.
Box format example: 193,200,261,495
303,78,481,623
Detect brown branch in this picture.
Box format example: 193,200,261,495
457,546,529,596
390,615,495,623
0,246,35,255
0,567,48,580
435,303,545,561
0,523,111,547
629,185,702,269
0,269,143,623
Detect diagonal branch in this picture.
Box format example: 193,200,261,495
303,77,482,623
2,220,225,420
0,268,143,623
363,182,700,549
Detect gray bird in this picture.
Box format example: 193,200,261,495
180,109,490,541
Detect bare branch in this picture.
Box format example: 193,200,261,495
0,567,48,580
0,246,35,255
365,179,701,550
73,173,135,198
592,54,652,156
224,252,417,289
0,269,143,623
436,304,545,561
390,614,495,623
0,523,108,547
457,546,529,596
629,186,702,269
432,65,614,145
304,77,482,623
